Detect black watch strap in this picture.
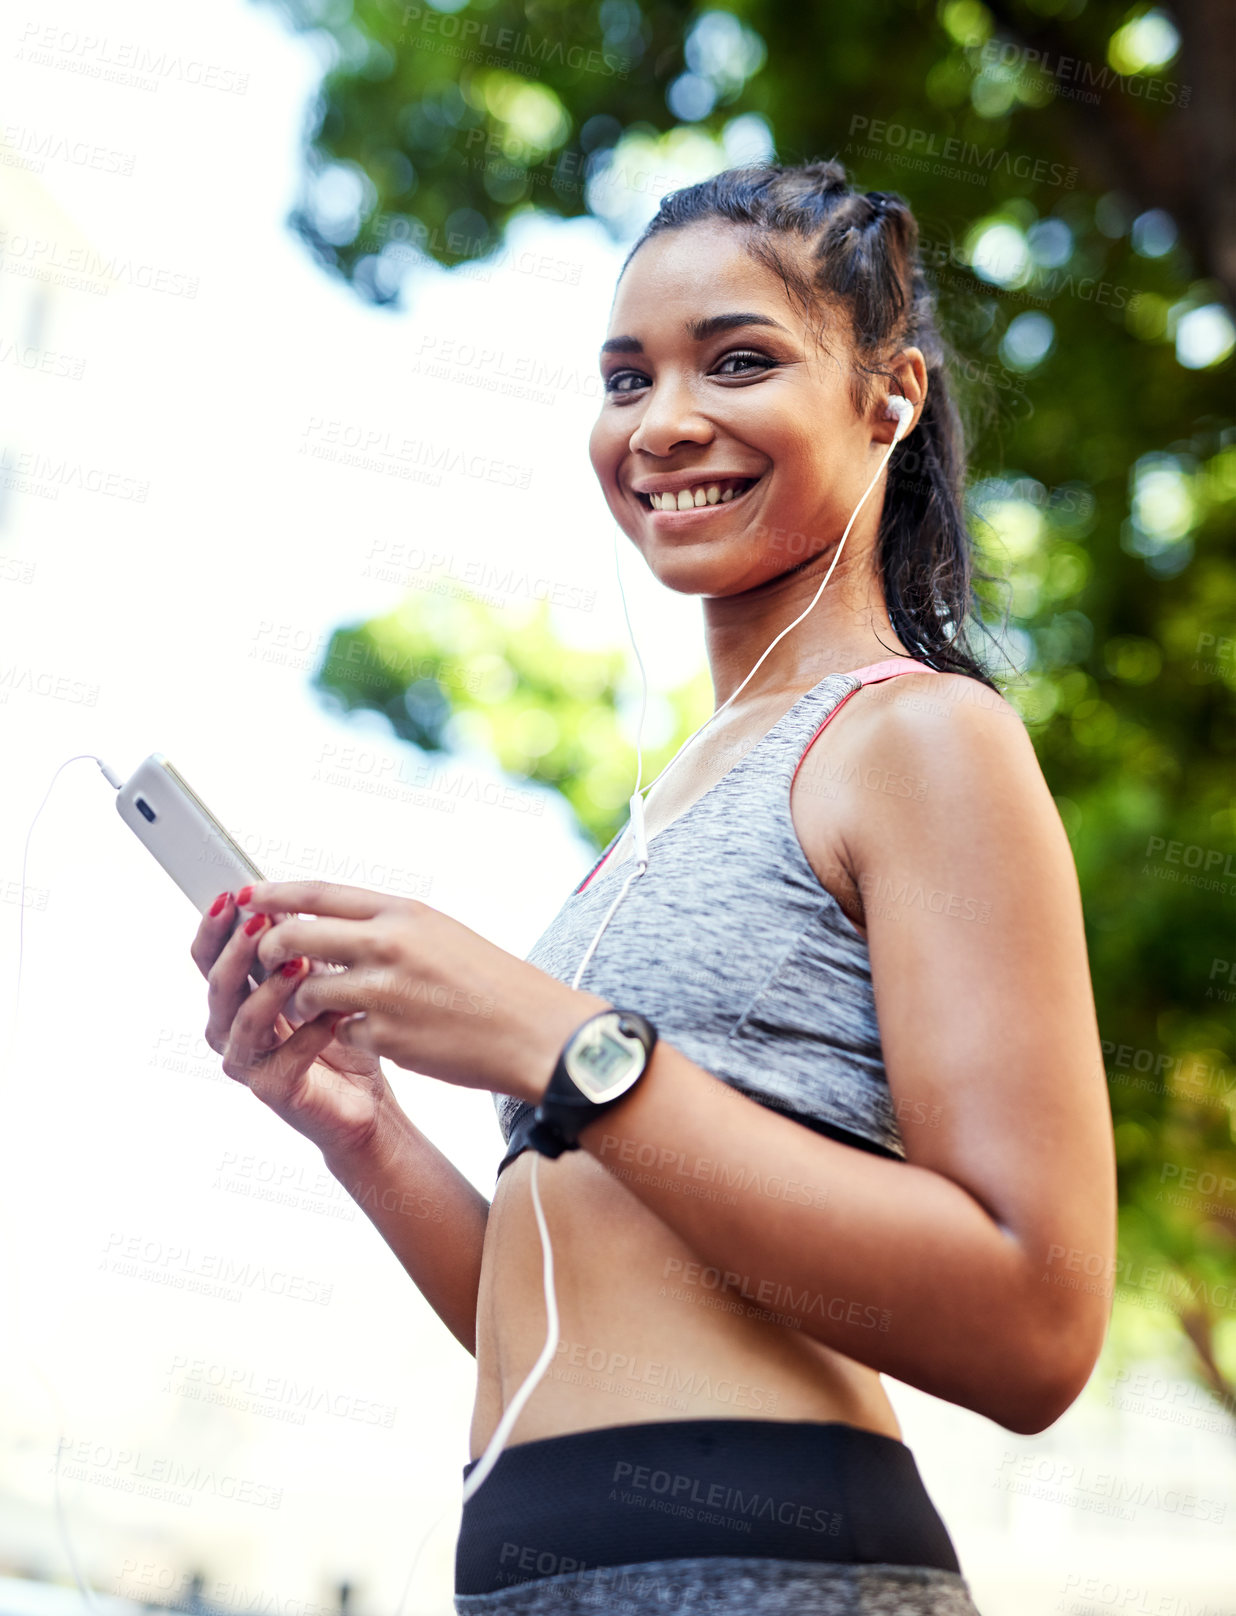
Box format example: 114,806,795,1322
527,1008,658,1158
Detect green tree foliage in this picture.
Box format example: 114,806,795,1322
270,0,1234,1408
314,591,714,843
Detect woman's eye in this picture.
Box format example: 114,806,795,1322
602,351,776,395
603,370,648,395
714,350,776,376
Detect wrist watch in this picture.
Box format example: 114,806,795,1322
526,1008,658,1159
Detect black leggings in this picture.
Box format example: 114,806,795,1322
456,1418,967,1604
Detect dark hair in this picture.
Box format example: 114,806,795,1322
619,159,1005,692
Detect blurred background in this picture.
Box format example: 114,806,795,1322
0,0,1232,1611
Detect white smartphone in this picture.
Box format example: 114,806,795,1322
115,752,272,983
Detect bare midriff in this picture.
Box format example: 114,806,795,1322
469,1145,903,1459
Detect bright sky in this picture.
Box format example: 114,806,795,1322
0,2,696,1609
0,3,1233,1614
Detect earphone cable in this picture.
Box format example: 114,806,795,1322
3,753,124,1613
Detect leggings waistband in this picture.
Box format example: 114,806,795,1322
456,1418,961,1597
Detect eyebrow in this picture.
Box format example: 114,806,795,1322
599,311,790,356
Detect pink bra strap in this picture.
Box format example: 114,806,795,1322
839,657,940,684
792,658,938,783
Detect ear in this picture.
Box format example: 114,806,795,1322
871,347,928,446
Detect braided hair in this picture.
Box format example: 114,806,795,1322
618,159,1004,691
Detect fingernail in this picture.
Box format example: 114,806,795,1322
209,892,230,918
244,912,269,936
280,956,306,978
236,885,254,907
331,1011,365,1035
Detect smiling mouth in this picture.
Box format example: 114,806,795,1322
636,475,762,513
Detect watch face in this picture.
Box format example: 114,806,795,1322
564,1013,646,1102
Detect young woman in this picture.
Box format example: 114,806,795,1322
191,160,1117,1614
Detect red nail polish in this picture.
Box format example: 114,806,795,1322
244,912,269,936
280,957,305,977
209,892,229,918
236,885,254,907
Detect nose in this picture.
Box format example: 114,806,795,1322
627,371,713,458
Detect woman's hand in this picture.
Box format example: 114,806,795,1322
239,879,609,1105
190,892,396,1159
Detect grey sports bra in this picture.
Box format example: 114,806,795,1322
493,658,942,1178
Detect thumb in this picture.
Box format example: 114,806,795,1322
244,1011,351,1111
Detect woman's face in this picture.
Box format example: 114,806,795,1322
588,220,894,600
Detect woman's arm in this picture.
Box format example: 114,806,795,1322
191,894,492,1357
322,1097,491,1356
556,675,1116,1434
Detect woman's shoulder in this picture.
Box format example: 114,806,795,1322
852,667,1030,758
835,666,1059,852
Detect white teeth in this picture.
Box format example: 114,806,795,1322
647,478,751,510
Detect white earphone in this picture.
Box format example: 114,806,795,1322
460,391,915,1506
886,394,914,437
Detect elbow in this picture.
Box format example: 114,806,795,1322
988,1305,1108,1436
996,1372,1087,1437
